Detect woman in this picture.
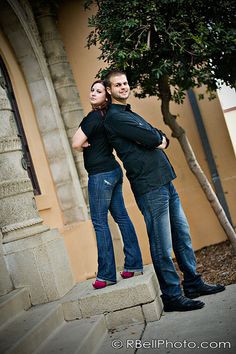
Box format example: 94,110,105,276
72,80,143,289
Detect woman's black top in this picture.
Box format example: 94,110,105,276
80,110,119,175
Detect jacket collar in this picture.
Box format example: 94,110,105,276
110,103,131,111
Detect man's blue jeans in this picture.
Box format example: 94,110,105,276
135,182,203,300
88,166,143,283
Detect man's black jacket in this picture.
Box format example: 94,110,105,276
104,104,176,197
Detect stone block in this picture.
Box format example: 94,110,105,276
20,53,43,83
105,306,144,329
43,131,66,162
0,110,18,137
1,192,39,228
142,296,163,322
28,81,58,134
63,206,85,224
56,182,80,210
79,267,158,317
49,158,71,185
6,246,49,304
4,228,74,305
59,280,91,321
0,150,28,181
0,256,13,296
55,85,78,106
0,288,31,326
35,230,75,298
0,235,13,295
62,108,84,130
61,299,82,321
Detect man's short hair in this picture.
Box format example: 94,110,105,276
104,69,127,87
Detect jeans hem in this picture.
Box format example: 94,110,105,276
123,268,143,273
96,276,117,284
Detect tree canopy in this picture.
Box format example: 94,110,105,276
85,0,236,103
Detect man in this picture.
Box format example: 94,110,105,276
104,70,225,312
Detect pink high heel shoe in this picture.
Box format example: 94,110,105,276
120,271,135,279
92,279,116,289
120,271,144,279
92,279,107,289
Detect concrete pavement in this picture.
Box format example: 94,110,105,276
102,284,236,354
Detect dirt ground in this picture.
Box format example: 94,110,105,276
174,240,236,286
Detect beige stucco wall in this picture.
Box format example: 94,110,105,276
58,0,236,263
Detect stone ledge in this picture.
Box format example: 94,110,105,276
59,265,163,327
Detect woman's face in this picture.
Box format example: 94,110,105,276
89,82,106,108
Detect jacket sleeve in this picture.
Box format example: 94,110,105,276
107,111,163,149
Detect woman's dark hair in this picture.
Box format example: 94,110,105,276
90,80,111,115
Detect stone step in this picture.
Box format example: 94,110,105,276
35,315,107,354
0,266,162,353
60,265,163,329
0,302,63,354
0,288,31,328
95,323,145,354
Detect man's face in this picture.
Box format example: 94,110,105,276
107,74,130,104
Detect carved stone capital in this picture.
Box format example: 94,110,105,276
61,103,83,115
41,31,60,42
47,55,68,66
0,178,33,199
54,78,76,90
0,137,22,153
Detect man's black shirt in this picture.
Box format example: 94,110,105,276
80,110,119,175
104,104,176,197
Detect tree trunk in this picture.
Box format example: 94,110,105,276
159,75,236,255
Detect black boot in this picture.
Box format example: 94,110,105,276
184,283,225,299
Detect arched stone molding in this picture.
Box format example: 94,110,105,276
32,2,89,205
0,0,88,224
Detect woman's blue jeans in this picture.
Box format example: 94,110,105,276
88,166,143,283
135,182,203,300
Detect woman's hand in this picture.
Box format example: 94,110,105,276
81,141,91,148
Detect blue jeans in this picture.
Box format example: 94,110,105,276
135,182,203,300
88,166,143,283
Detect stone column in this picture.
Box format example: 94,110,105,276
0,80,74,304
33,2,89,205
0,0,88,224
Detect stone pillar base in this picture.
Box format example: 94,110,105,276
3,228,75,305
